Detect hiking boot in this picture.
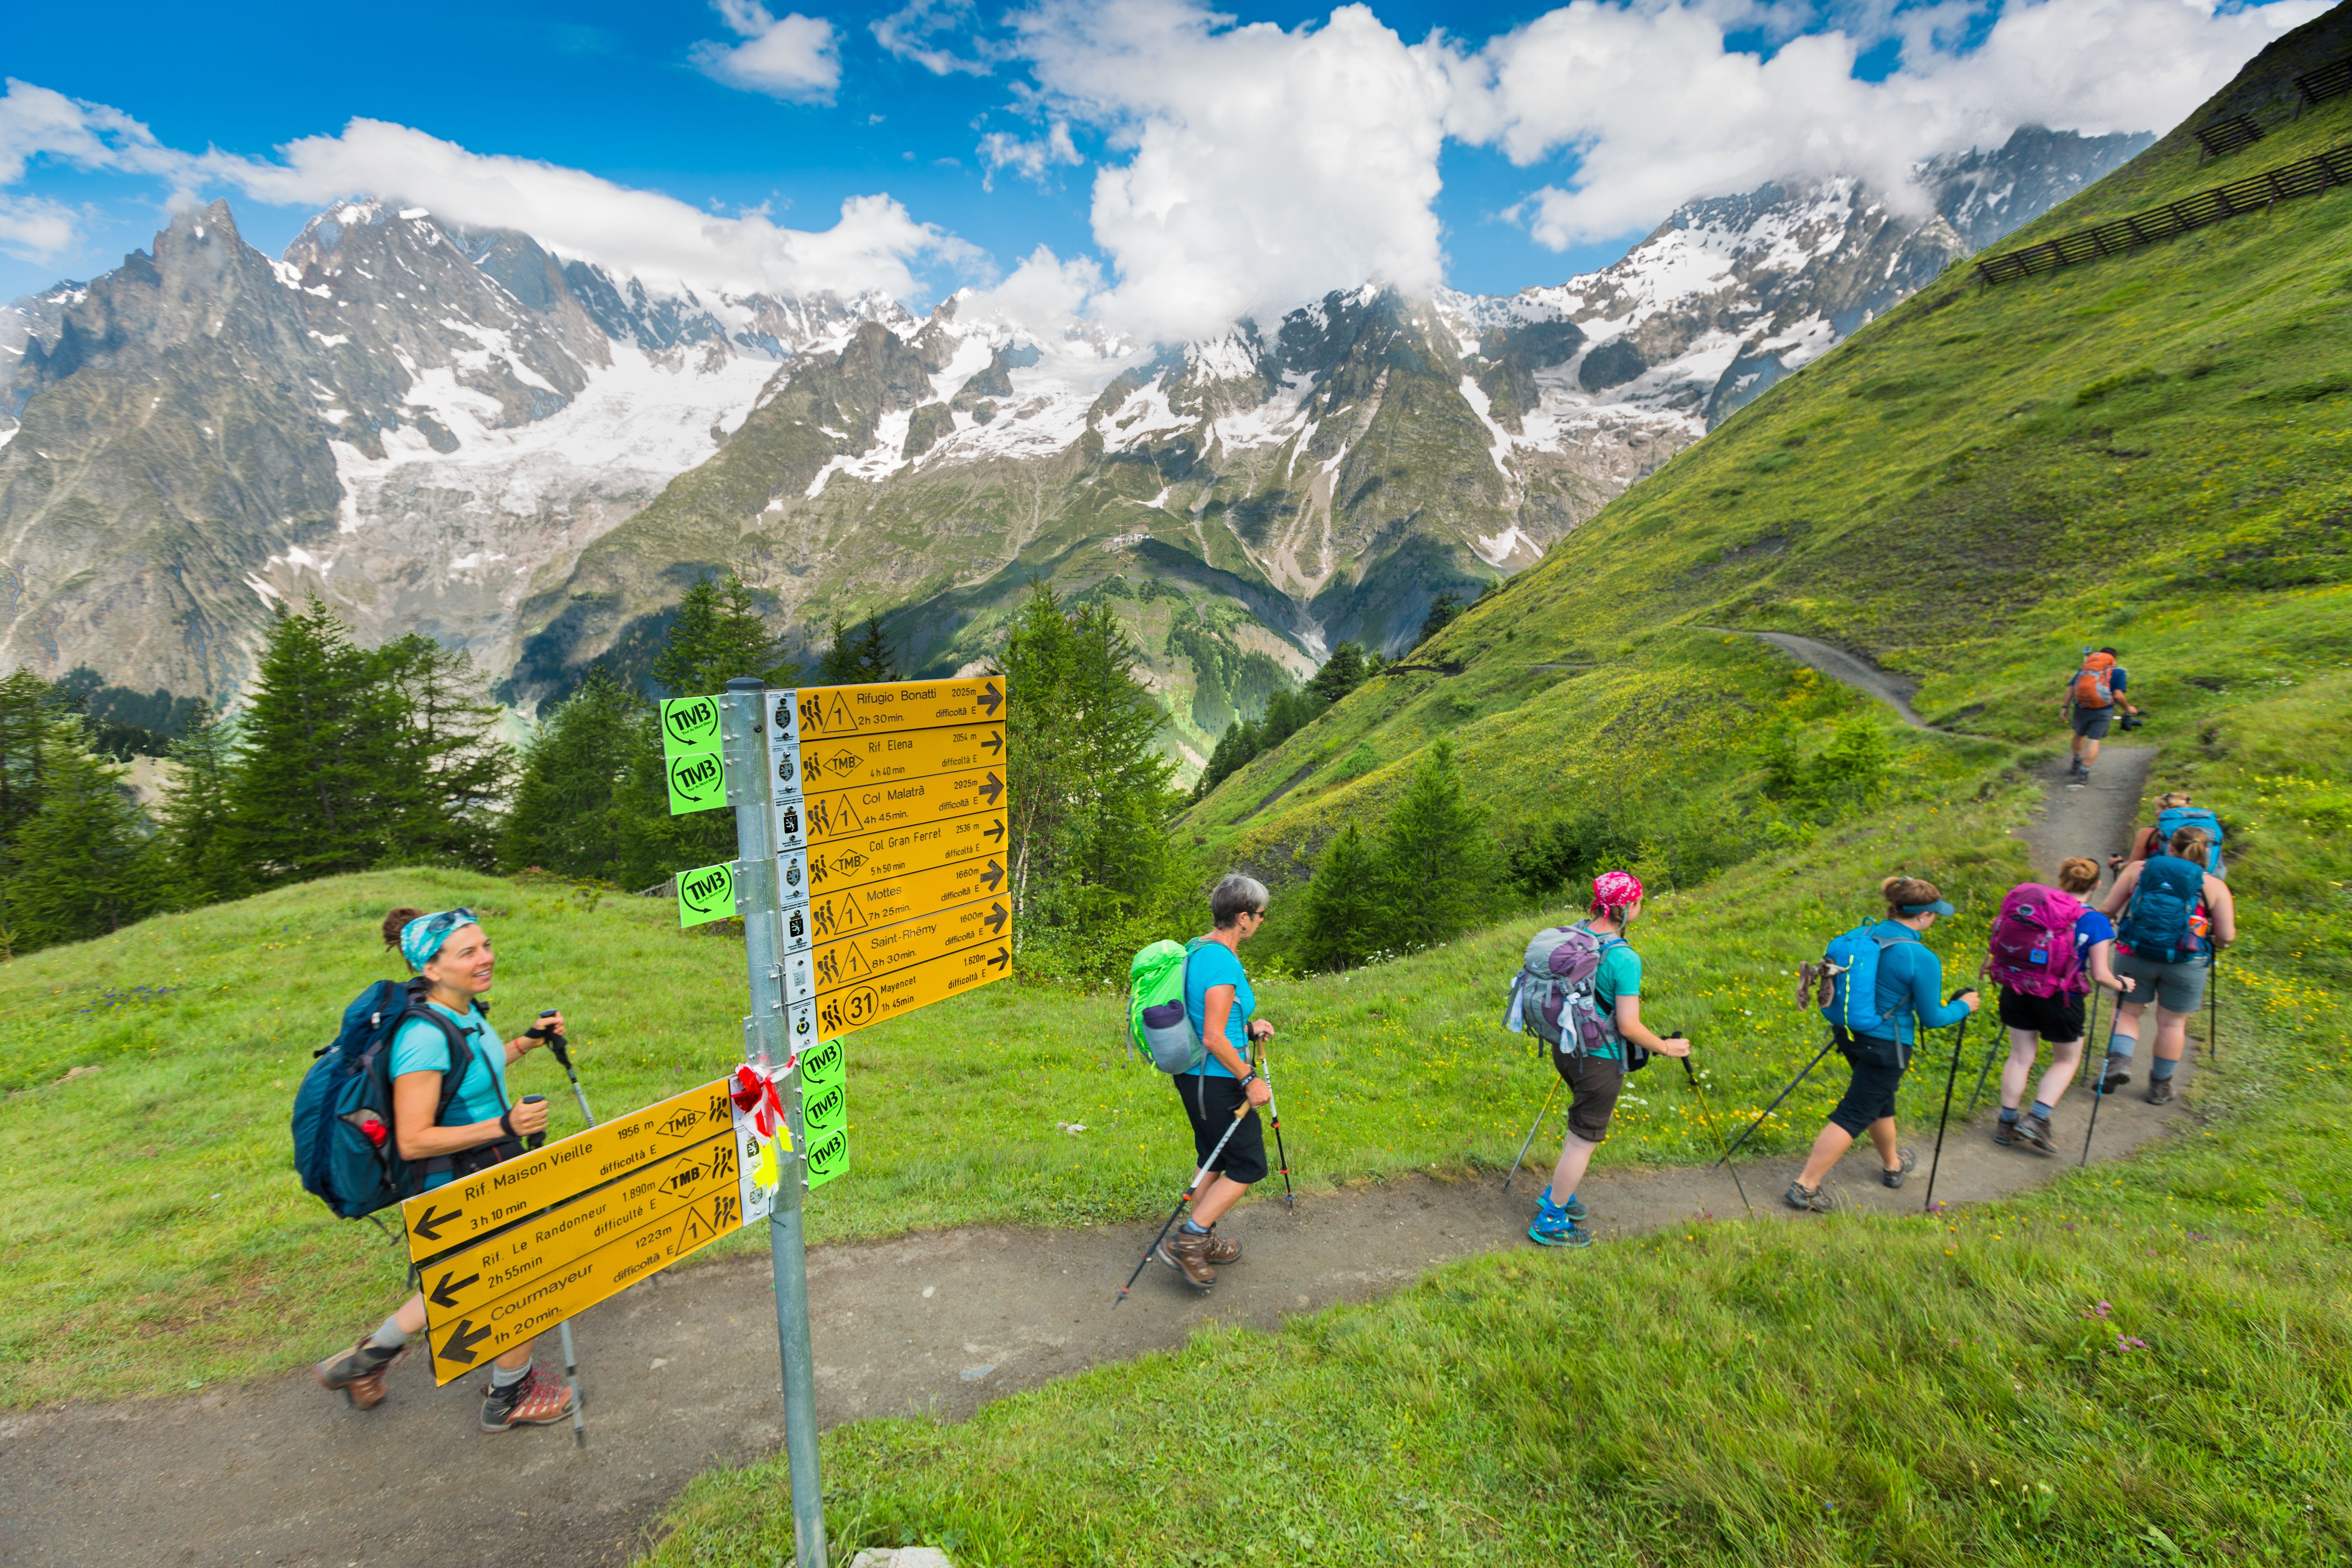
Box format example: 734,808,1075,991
1527,1212,1593,1249
479,1365,573,1433
1784,1181,1839,1214
2100,1062,2132,1094
1541,1188,1589,1221
1202,1226,1242,1266
1881,1149,1919,1189
2020,1113,2058,1154
2146,1078,2176,1106
1994,1118,2026,1148
1155,1229,1217,1290
315,1338,402,1411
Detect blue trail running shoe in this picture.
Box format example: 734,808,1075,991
1528,1198,1592,1249
1538,1186,1588,1220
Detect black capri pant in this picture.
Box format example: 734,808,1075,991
1172,1072,1269,1185
1828,1033,1909,1137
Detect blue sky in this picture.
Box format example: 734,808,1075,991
0,0,2321,332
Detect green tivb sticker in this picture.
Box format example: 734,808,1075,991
806,1123,849,1188
802,1077,846,1138
660,694,723,757
676,860,738,927
666,749,727,815
799,1035,844,1092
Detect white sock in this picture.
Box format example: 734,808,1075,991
491,1360,532,1389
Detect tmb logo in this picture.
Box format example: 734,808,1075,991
669,751,723,802
803,1081,845,1130
800,1037,844,1083
681,864,735,917
662,695,720,750
807,1126,849,1181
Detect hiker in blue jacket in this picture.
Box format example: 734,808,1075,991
1786,876,1978,1212
313,907,573,1431
2099,825,2235,1104
1156,873,1277,1291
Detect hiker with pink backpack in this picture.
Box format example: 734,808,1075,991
1983,859,2135,1154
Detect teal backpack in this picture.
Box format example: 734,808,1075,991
1128,939,1209,1074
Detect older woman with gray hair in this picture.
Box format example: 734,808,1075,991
1156,873,1278,1290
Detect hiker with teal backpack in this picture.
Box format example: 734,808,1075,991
2100,824,2235,1104
2109,792,2226,881
305,907,574,1431
1127,874,1276,1291
1785,876,1978,1212
1986,858,2134,1155
1508,870,1689,1249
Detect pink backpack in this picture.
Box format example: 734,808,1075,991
1985,883,2089,997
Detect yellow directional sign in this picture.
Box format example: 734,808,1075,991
426,1186,741,1385
798,723,1004,791
416,1131,738,1330
400,1079,733,1265
809,891,1010,999
794,678,1005,740
815,931,1011,1040
802,766,1008,845
806,809,1007,896
804,854,1009,944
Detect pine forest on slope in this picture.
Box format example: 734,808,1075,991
0,125,2144,773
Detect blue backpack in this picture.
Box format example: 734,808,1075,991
292,980,482,1220
1807,923,1912,1039
2154,805,2225,876
2119,855,2208,963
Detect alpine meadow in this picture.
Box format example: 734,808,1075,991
2,5,2351,1568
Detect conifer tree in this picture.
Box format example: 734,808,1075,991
372,633,512,868
6,729,163,948
0,667,56,849
155,702,249,905
1380,738,1498,945
503,667,639,877
1415,590,1465,649
819,613,899,685
1294,822,1389,972
1306,641,1371,707
223,600,384,883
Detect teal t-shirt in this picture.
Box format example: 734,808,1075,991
1587,930,1643,1063
389,1001,509,1153
1183,939,1255,1079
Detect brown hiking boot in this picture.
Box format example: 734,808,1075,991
2021,1113,2058,1154
2147,1078,2176,1105
1155,1228,1218,1290
479,1365,573,1433
1202,1227,1242,1265
315,1339,402,1410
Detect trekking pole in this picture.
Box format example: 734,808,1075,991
1256,1039,1294,1210
1501,1077,1559,1194
1117,1102,1250,1305
1962,1025,2004,1118
1674,1032,1751,1217
2078,985,2107,1168
2208,957,2219,1063
1922,995,1971,1216
1717,1033,1840,1167
531,1013,591,1448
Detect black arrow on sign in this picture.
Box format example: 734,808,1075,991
984,902,1009,934
977,771,1004,805
985,946,1010,971
428,1269,480,1309
981,729,1003,755
980,858,1005,891
411,1203,462,1243
439,1320,494,1366
977,681,1003,716
982,817,1006,845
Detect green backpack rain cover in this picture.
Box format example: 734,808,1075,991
1128,939,1208,1074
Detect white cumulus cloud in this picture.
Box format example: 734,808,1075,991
691,0,843,103
0,78,196,259
874,0,998,75
979,121,1082,189
1008,0,1454,343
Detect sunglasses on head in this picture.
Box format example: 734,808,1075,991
420,907,479,938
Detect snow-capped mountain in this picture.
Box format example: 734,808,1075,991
0,126,2149,760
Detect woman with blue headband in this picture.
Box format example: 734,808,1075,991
313,906,573,1432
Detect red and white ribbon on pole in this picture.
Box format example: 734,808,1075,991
731,1061,788,1139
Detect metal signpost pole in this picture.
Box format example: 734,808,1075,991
721,678,828,1568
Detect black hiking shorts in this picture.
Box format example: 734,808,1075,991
1829,1035,1907,1136
1550,1047,1626,1144
1173,1073,1268,1185
1997,985,2086,1045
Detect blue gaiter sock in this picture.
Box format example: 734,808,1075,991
2150,1058,2177,1082
2030,1100,2053,1121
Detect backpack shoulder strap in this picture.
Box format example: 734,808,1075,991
399,994,488,1126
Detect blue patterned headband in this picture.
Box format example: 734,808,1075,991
400,908,479,971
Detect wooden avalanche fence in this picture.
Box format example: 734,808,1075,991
1975,142,2352,286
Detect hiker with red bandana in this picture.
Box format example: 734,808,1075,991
1523,870,1689,1248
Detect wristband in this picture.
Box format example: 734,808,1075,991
1237,1071,1258,1090
500,1108,516,1138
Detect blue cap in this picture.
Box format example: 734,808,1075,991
1899,900,1955,917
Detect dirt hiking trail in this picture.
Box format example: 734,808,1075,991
0,722,2185,1568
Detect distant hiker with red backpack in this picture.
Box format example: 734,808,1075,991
307,908,575,1431
1785,877,1978,1211
1986,858,2134,1154
2100,825,2235,1104
1511,870,1689,1249
2060,647,2137,781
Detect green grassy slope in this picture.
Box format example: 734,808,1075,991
1183,21,2352,877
